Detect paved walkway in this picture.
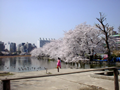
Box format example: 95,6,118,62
0,68,120,90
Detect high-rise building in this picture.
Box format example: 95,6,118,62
0,41,5,51
24,42,33,52
20,45,25,52
17,42,36,53
17,44,21,52
37,38,55,48
10,43,16,52
5,42,16,52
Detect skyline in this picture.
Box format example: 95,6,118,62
0,0,120,46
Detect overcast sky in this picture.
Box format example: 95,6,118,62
0,0,120,46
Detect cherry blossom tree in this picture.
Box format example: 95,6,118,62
62,23,103,62
31,23,116,62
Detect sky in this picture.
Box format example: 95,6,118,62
0,0,120,46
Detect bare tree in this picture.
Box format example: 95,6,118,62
96,12,113,61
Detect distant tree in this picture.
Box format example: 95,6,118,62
109,27,114,35
96,12,113,61
118,26,120,34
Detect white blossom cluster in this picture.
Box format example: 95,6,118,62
30,23,116,62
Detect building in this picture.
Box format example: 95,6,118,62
110,30,118,35
5,42,16,52
10,43,16,52
17,42,36,53
24,42,36,52
0,41,5,51
5,42,10,51
37,38,55,48
110,34,120,48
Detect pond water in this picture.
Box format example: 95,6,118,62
0,57,118,72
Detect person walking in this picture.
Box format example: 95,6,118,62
57,57,61,72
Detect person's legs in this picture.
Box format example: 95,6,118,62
58,67,59,72
57,66,59,72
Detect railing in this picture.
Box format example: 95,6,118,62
1,67,120,90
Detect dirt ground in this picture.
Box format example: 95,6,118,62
0,69,119,90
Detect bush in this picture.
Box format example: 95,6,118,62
112,50,120,57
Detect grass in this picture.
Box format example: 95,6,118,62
0,72,14,76
47,72,52,74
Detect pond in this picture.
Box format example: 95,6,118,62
0,57,119,72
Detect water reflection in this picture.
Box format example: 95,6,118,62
0,57,72,72
0,57,118,72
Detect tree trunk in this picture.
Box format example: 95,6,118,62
105,35,111,62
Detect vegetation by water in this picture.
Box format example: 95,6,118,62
0,72,14,76
0,55,31,58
